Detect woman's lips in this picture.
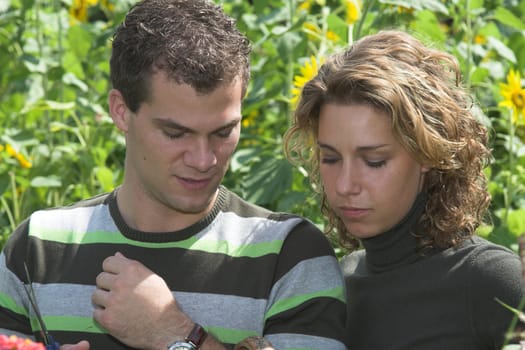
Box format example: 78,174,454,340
338,206,370,219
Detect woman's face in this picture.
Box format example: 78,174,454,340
318,103,429,239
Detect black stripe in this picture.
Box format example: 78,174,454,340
273,220,337,282
16,239,283,298
265,296,347,344
51,330,236,349
0,306,32,335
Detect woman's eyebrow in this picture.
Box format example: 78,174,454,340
317,141,390,152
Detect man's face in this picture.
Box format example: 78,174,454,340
111,72,243,229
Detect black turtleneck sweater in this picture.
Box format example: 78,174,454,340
341,195,525,350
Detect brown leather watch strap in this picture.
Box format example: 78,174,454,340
186,323,207,348
233,336,274,350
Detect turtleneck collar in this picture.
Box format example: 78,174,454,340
361,192,428,273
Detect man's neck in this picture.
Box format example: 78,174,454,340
114,184,217,233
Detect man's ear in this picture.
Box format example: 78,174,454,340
108,89,131,132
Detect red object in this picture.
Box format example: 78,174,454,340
0,335,45,350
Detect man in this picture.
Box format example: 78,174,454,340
0,0,347,349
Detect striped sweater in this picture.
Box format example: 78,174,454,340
0,186,347,349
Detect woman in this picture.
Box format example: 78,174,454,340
284,30,524,349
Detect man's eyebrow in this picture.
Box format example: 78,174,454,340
153,118,189,130
153,117,241,134
213,118,241,133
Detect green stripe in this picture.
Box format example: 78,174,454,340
41,320,257,345
205,325,258,344
265,286,345,320
0,292,28,317
43,315,105,333
28,228,284,258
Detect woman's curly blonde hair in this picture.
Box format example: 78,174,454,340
284,30,491,252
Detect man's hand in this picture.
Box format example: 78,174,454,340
60,340,90,350
92,252,193,350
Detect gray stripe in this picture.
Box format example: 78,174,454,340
267,333,347,349
0,254,28,311
30,205,119,235
31,284,95,317
199,211,303,244
177,292,266,332
19,283,267,332
269,255,345,305
30,207,302,246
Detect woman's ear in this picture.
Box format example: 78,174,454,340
108,89,130,132
417,164,431,192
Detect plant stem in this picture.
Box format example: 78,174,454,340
503,110,515,228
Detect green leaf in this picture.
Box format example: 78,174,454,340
508,209,525,237
380,0,449,15
94,166,115,192
494,7,525,31
409,10,446,44
242,156,293,205
30,176,62,188
487,36,517,64
327,13,348,43
67,25,94,59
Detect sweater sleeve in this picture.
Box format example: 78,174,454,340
468,242,525,348
0,219,34,337
262,220,347,349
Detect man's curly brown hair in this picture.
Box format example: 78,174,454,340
110,0,251,113
284,30,491,252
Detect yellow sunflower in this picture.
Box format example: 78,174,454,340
303,22,321,41
499,69,525,125
474,34,487,45
291,55,323,106
298,0,313,11
344,0,361,25
5,144,32,169
302,22,340,43
69,0,99,23
326,30,340,42
242,110,258,128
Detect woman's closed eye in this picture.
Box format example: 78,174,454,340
320,155,340,164
365,159,386,168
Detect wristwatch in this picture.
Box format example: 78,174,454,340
167,323,208,350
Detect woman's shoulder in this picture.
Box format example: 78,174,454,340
457,236,523,296
458,235,520,266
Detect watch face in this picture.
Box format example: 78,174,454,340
167,341,195,350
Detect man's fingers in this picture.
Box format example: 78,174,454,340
95,271,116,291
92,287,110,308
101,252,129,274
60,340,90,350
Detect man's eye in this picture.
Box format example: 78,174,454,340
216,127,234,138
163,130,185,139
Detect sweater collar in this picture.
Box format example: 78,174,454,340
361,192,427,273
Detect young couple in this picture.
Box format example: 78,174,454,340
0,0,522,349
